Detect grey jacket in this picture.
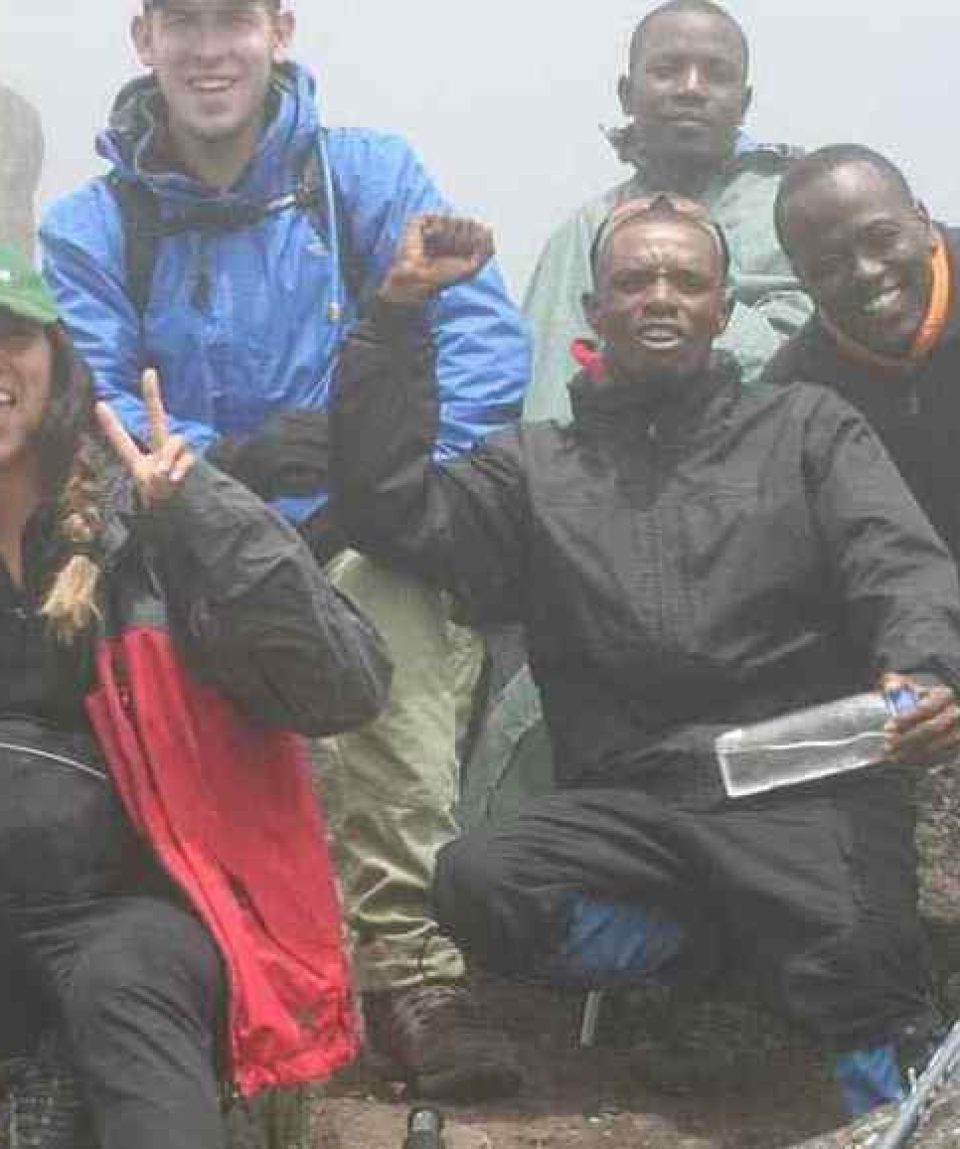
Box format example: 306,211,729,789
523,140,811,422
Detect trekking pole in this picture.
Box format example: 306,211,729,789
403,1106,446,1149
871,1020,960,1148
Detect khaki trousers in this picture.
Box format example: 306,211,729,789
314,551,482,991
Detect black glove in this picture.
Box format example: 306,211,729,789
207,410,330,500
297,503,349,567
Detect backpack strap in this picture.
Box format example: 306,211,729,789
300,139,362,308
105,135,359,323
106,171,164,320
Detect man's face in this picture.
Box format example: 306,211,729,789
133,1,293,149
585,215,729,386
782,163,936,355
0,314,53,477
621,9,751,175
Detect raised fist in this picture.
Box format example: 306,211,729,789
379,215,495,305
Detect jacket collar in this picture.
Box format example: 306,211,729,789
811,224,960,372
569,346,741,442
606,124,799,179
934,226,960,345
97,62,321,207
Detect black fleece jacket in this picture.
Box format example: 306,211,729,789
764,226,960,564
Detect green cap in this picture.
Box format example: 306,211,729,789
0,245,60,326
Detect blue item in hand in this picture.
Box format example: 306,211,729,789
884,684,920,717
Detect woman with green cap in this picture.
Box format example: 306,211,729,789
0,245,389,1148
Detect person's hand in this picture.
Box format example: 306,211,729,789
96,369,195,509
207,410,330,500
378,214,495,305
881,672,960,765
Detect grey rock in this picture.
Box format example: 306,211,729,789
0,84,43,257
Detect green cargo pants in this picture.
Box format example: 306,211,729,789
314,551,482,992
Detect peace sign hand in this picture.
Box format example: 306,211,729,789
96,369,195,509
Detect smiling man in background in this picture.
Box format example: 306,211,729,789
523,0,809,421
39,0,528,1101
766,144,960,568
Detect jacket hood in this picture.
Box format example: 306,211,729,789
606,123,799,176
96,62,322,208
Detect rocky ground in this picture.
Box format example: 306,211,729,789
8,975,956,1149
308,760,960,1149
309,973,960,1148
3,764,957,1149
314,978,843,1149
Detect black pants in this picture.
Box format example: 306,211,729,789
2,895,226,1149
0,722,226,1149
435,772,933,1050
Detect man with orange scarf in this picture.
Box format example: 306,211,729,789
765,144,960,563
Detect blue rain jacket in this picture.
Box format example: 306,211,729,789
41,64,529,521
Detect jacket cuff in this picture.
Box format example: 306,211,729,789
361,296,432,348
144,458,294,553
907,671,951,695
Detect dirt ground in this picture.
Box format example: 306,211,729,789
305,727,960,1149
1,954,955,1149
3,767,956,1148
4,974,953,1149
313,978,848,1149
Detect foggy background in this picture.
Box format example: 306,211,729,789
2,0,957,294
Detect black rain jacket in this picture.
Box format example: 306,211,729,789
332,303,960,808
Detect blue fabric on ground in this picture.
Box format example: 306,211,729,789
833,1044,905,1118
545,897,685,987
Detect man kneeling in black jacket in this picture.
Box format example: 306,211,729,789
330,199,960,1118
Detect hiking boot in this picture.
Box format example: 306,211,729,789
363,982,522,1101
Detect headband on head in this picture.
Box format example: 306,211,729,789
589,193,731,284
144,1,285,9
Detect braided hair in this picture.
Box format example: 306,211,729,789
35,324,106,642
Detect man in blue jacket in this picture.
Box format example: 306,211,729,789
40,0,528,1101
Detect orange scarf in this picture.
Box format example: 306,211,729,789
820,231,951,372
